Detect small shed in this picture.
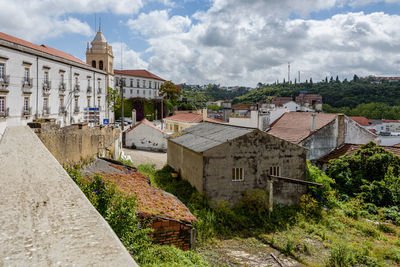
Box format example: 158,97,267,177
124,119,167,152
82,159,197,250
167,122,310,206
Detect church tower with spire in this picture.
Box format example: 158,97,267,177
86,25,114,87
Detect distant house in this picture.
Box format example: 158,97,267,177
295,94,322,111
268,113,378,160
83,159,197,251
168,122,311,206
164,110,224,133
124,119,167,151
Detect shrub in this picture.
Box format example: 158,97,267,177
299,194,321,217
328,241,357,266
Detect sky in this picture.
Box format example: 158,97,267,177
1,0,400,87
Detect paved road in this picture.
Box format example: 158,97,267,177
0,126,136,266
123,148,167,169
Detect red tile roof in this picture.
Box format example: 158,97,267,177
114,69,165,81
349,116,373,126
0,32,88,66
318,143,400,162
93,162,197,223
268,112,337,143
125,118,165,134
272,97,293,106
165,112,225,124
381,119,400,123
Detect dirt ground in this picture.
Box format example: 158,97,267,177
122,148,167,169
197,237,301,267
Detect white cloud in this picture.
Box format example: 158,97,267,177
127,1,400,86
111,42,149,70
0,0,143,42
127,10,191,37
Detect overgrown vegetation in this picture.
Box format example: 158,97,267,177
65,166,206,266
136,142,400,266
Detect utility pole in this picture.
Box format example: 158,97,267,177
298,71,300,83
288,62,290,83
161,98,163,130
120,78,125,131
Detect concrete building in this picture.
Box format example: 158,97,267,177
268,112,379,160
167,122,310,205
164,110,224,133
114,70,165,100
0,32,108,128
124,119,168,152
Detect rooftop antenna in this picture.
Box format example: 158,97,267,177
298,71,300,83
288,62,290,83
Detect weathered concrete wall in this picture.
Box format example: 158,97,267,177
301,120,338,160
0,126,136,266
345,116,378,145
167,140,204,193
125,123,167,152
30,121,122,165
150,218,192,251
202,131,307,205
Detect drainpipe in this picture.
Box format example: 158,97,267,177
35,57,39,119
69,66,72,124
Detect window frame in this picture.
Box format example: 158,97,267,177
232,167,244,182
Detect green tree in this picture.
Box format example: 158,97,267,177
107,86,121,113
159,81,182,106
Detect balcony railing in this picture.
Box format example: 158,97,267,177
22,107,32,116
0,107,9,117
87,86,92,93
74,84,80,92
43,81,51,94
0,75,10,88
43,107,50,115
22,78,33,88
59,82,66,91
74,106,80,113
59,106,66,114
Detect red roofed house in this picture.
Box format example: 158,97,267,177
82,158,197,250
0,30,109,128
124,118,168,152
164,109,225,133
268,112,379,160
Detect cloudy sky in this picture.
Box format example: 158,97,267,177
1,0,400,87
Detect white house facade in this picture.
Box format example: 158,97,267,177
0,32,108,128
114,69,165,100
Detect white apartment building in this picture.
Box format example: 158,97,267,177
114,70,165,100
0,32,107,128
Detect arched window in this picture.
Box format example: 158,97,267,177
91,60,96,68
99,60,103,70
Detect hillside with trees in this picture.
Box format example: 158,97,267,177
233,76,400,119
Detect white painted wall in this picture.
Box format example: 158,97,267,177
345,116,380,145
0,44,107,127
125,122,167,152
115,74,164,100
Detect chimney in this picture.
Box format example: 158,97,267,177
311,113,316,131
202,108,207,122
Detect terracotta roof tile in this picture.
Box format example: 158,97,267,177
349,116,373,126
91,162,197,223
125,119,165,134
165,112,225,124
232,104,257,110
114,69,165,81
268,112,337,144
318,143,400,162
0,32,88,66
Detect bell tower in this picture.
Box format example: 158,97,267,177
86,25,114,87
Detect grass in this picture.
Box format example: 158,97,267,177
136,163,400,266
